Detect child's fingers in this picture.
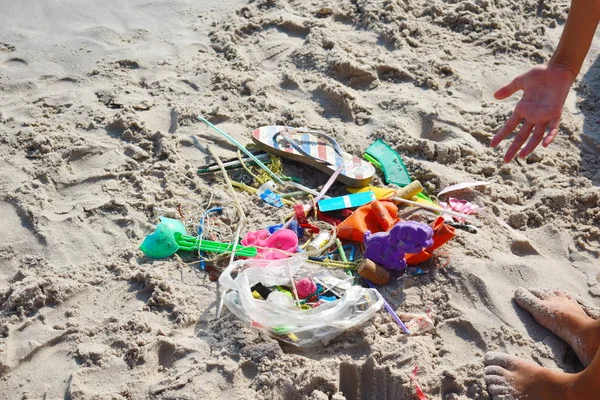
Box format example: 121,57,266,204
491,112,521,148
542,119,560,147
519,122,547,158
494,76,524,100
504,122,534,163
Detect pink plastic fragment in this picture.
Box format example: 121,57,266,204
400,311,435,335
241,229,298,260
295,278,317,299
412,365,428,400
439,197,481,222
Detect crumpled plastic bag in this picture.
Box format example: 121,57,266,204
218,255,383,346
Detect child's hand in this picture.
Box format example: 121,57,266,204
491,63,576,162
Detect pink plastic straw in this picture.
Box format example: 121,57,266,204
283,164,343,229
365,280,411,334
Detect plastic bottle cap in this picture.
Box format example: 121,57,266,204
257,180,277,195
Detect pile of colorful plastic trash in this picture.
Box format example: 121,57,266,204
139,125,484,346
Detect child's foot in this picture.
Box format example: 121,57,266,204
484,352,576,400
514,287,599,367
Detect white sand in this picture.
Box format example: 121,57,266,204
1,0,599,398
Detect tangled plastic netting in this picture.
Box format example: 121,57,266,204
155,195,238,268
238,149,280,187
237,148,301,189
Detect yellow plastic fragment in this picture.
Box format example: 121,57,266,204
347,186,396,200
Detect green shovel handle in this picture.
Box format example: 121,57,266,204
175,234,257,257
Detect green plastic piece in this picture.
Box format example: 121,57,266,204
173,232,257,256
139,217,257,259
364,139,412,187
139,217,185,259
415,192,430,201
362,153,382,169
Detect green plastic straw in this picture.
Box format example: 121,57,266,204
335,239,348,262
197,116,284,185
279,190,307,198
197,153,271,174
363,153,382,169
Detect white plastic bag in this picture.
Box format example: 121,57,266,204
218,255,383,346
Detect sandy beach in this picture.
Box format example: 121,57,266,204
1,0,599,398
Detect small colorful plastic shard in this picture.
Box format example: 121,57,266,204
267,220,304,238
317,191,376,212
256,181,284,208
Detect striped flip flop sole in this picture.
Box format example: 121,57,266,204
251,126,375,187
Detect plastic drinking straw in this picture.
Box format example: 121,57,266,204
279,190,306,198
198,116,329,198
198,115,285,185
287,181,327,198
365,279,411,335
287,265,302,309
209,147,246,319
282,164,343,229
313,277,343,298
363,153,382,169
198,153,271,174
392,196,472,220
335,239,348,262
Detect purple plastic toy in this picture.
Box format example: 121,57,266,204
363,221,434,271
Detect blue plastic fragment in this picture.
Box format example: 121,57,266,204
198,207,223,271
266,221,304,238
319,296,337,302
259,189,283,208
266,223,283,234
342,245,356,262
407,267,426,276
318,191,376,212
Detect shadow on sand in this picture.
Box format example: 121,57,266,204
578,56,600,186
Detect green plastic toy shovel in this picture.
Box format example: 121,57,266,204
140,217,257,259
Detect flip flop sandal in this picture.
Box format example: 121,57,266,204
251,126,376,187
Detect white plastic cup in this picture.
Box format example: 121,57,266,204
266,291,295,308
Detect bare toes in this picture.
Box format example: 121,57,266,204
484,365,507,376
552,290,571,300
514,287,543,312
484,352,517,370
492,395,517,400
484,374,508,386
528,287,551,300
487,383,514,396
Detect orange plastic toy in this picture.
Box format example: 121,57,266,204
337,200,399,243
405,217,456,265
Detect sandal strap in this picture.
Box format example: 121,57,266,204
273,128,344,166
